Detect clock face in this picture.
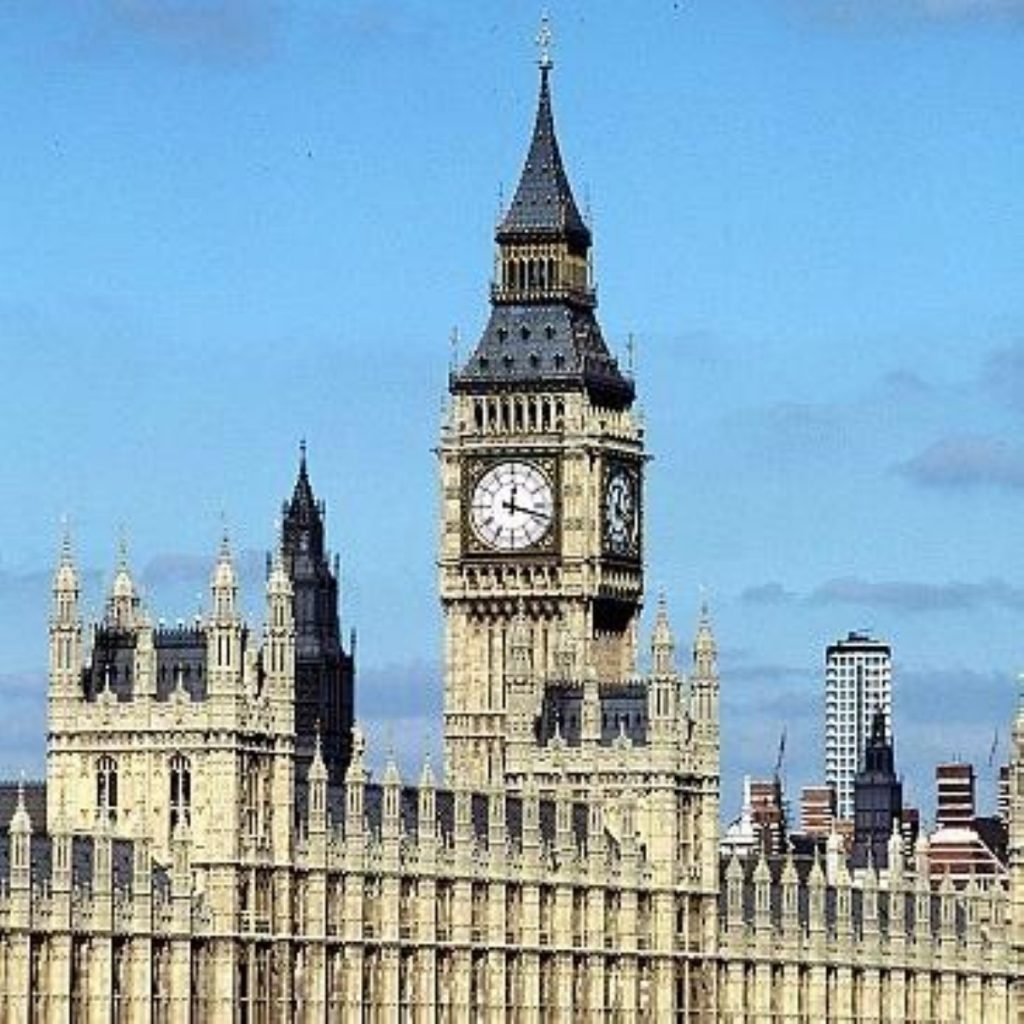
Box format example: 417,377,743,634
470,461,554,551
604,466,639,556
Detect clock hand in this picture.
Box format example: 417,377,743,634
519,506,550,521
501,497,551,521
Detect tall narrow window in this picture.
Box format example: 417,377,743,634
169,754,191,831
97,755,118,822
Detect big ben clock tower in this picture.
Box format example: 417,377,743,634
439,31,645,787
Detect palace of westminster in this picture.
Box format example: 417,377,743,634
1,31,1022,1024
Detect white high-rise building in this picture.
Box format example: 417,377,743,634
825,631,892,819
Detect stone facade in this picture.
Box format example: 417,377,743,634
1,44,1022,1024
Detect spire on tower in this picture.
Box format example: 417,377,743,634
289,439,318,523
107,530,138,628
651,592,676,676
693,596,717,676
309,723,328,785
497,23,589,250
53,516,79,600
210,522,238,621
453,23,634,408
536,12,553,72
9,775,31,835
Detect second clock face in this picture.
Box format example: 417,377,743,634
604,465,639,556
470,461,554,551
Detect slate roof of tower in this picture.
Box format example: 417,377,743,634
455,303,633,405
497,67,590,249
453,64,634,409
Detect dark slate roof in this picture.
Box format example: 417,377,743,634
498,67,589,250
323,782,587,851
717,853,971,939
155,626,208,701
285,443,321,529
455,303,633,408
0,782,46,832
454,65,633,408
539,681,649,747
0,830,136,890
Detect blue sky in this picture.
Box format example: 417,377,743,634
2,1,1023,822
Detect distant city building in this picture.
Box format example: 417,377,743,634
721,775,790,858
825,631,892,819
749,776,787,855
929,761,1008,882
800,783,836,836
851,709,904,869
1000,763,1011,823
936,761,976,828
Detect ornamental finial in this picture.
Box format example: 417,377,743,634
537,12,553,71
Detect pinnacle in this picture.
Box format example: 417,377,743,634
497,51,589,248
419,751,436,790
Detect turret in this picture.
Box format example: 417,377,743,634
344,725,367,842
417,754,437,849
51,793,72,894
207,530,242,696
107,535,139,630
725,852,744,933
691,601,719,736
648,594,678,743
382,750,402,843
49,524,83,713
753,850,772,940
264,541,295,708
780,847,799,938
211,530,238,622
8,779,32,892
308,729,328,836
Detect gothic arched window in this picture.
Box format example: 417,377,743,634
169,754,191,832
97,755,118,822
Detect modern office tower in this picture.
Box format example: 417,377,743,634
825,630,892,819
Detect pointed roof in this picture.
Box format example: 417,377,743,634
211,525,236,592
497,65,590,250
288,440,319,523
111,531,136,602
54,517,78,593
452,42,633,409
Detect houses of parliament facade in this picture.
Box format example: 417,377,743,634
1,38,1022,1024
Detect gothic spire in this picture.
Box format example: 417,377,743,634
497,30,590,252
651,592,676,677
452,20,634,409
693,599,717,677
289,439,319,524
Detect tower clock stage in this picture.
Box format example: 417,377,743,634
439,48,651,789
